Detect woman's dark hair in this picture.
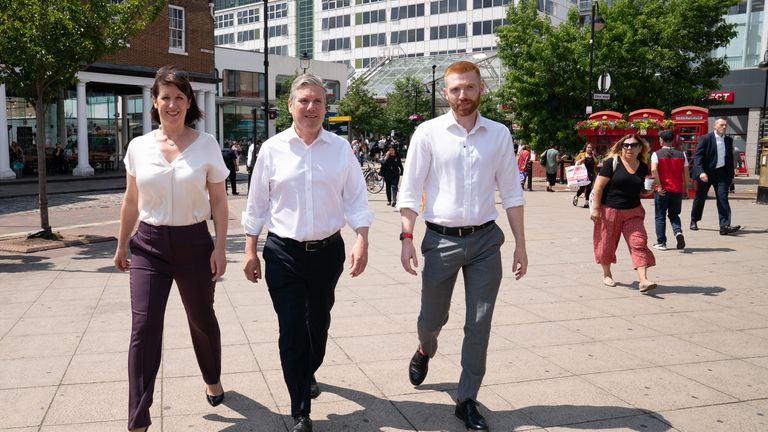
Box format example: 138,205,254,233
150,66,204,126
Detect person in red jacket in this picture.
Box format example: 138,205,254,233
651,130,690,250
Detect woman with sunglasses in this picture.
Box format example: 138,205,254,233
590,134,657,293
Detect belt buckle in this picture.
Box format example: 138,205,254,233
459,226,474,237
304,241,321,252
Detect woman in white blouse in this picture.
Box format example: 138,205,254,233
113,67,230,432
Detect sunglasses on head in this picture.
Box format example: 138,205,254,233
622,142,640,149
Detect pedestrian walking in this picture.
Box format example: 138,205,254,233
573,143,597,208
517,144,530,190
242,73,372,432
380,145,403,206
690,118,741,235
651,130,689,250
541,144,560,192
113,66,230,432
590,134,657,293
221,142,239,195
398,61,527,431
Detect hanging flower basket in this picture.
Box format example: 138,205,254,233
408,113,424,123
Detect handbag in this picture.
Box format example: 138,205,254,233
566,164,591,187
539,150,547,166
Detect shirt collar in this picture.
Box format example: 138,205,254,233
443,110,488,134
286,124,331,146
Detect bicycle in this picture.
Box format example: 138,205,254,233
361,160,384,194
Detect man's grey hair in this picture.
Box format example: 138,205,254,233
289,73,325,104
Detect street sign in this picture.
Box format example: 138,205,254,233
328,116,351,122
592,93,610,101
598,71,612,92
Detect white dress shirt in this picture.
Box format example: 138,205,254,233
398,112,525,226
241,126,373,241
715,132,726,169
124,131,230,226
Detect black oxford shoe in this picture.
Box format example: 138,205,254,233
408,348,429,386
690,221,699,231
291,415,312,432
720,225,741,235
455,399,489,431
310,375,320,399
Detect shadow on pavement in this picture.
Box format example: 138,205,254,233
681,247,735,254
0,254,53,273
203,391,285,431
644,284,726,297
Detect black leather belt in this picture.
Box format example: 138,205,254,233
268,231,341,252
426,221,495,237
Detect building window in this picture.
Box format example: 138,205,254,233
357,0,384,4
356,32,387,48
472,18,507,35
268,24,289,38
215,13,234,29
222,70,265,98
322,0,350,10
715,0,765,69
391,4,425,21
322,14,351,30
268,45,289,55
472,0,509,8
237,8,259,24
390,28,425,44
356,9,386,25
237,29,259,42
321,37,351,52
169,5,185,52
430,24,466,40
215,33,235,45
430,0,467,14
268,2,288,19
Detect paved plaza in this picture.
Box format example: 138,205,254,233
1,177,767,431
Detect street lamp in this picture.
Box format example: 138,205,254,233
757,50,768,204
300,51,311,74
586,1,605,114
431,64,436,119
263,0,269,140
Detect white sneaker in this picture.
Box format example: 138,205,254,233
652,243,667,251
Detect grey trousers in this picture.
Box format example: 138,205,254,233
418,223,504,401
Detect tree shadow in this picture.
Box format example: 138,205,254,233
0,253,54,273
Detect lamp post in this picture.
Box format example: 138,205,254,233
586,1,605,115
300,51,310,74
262,0,269,140
757,50,768,204
431,64,436,119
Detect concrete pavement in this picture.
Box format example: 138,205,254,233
1,181,767,431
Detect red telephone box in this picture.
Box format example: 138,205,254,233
627,108,666,151
670,106,709,198
576,111,627,156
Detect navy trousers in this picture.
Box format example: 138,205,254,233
691,167,732,229
263,232,345,418
127,221,221,430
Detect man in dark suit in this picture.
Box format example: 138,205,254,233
221,142,239,195
690,118,740,235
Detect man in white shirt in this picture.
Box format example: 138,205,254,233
398,61,528,431
241,74,372,432
690,118,740,235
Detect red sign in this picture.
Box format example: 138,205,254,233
709,91,734,103
735,151,749,176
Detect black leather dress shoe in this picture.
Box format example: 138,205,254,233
690,221,698,231
310,375,320,399
206,391,225,407
408,349,429,386
291,415,312,432
455,399,489,431
720,225,741,235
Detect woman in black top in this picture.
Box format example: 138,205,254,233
590,134,657,293
573,143,597,208
380,145,403,207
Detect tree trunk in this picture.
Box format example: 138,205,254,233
34,95,52,237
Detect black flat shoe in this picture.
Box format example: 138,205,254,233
690,221,698,231
310,375,320,399
408,348,429,386
291,415,313,432
206,390,225,407
719,225,741,235
455,399,489,431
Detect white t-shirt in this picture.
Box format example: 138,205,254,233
124,131,230,226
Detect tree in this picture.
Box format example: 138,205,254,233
478,89,509,126
273,73,299,134
496,0,737,154
0,0,165,238
382,75,431,139
336,76,385,139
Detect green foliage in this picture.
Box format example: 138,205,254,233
274,73,300,134
478,89,509,126
496,0,737,154
382,75,431,138
336,76,385,139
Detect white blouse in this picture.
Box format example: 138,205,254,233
124,131,230,227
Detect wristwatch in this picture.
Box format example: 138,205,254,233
399,232,413,241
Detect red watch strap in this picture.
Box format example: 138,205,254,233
400,232,413,240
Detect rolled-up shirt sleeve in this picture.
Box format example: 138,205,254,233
496,132,526,209
343,149,374,230
241,146,270,236
397,125,431,213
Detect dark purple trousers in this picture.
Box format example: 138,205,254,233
127,221,222,430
